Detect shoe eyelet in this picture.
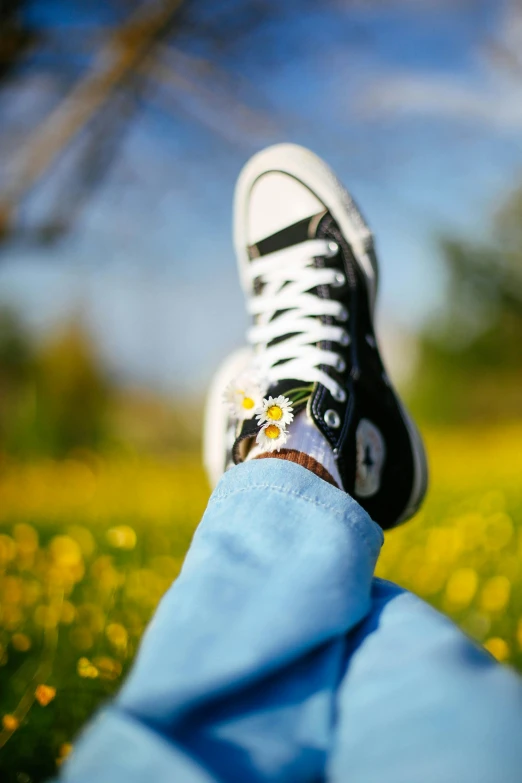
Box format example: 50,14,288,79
337,307,348,322
324,409,341,429
332,387,347,403
336,357,346,373
325,241,339,258
339,331,350,346
331,272,345,288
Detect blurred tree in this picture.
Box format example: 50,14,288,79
0,0,376,242
412,186,522,423
0,0,33,80
0,306,32,381
0,308,203,457
0,307,34,450
0,311,110,457
31,321,110,456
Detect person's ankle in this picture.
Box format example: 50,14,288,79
246,410,342,488
253,448,339,487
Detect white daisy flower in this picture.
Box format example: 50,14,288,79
223,376,263,420
256,395,294,427
255,421,288,452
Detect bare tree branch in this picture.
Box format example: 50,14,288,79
0,0,185,234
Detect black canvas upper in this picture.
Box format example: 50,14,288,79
233,209,425,530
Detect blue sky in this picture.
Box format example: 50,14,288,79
1,0,521,393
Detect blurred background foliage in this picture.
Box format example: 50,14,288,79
412,183,522,422
0,313,109,457
1,0,522,781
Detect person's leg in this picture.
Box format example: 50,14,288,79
328,578,522,783
227,144,522,782
59,458,383,783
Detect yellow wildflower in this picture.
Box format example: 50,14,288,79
484,637,510,662
480,576,511,613
445,568,478,607
2,714,19,731
93,656,122,681
56,742,73,765
11,633,31,652
59,742,73,758
106,623,128,649
77,657,99,678
106,526,137,550
35,684,56,706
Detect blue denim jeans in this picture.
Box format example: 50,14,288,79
60,459,522,783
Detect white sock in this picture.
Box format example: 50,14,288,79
246,410,342,487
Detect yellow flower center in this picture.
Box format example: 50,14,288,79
267,405,283,420
242,396,255,410
265,424,281,439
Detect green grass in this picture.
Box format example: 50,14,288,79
0,424,521,781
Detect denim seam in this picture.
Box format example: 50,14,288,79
210,484,383,553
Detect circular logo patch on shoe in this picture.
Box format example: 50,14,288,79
355,419,386,498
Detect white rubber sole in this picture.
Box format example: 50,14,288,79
203,347,252,489
232,143,428,523
396,399,429,523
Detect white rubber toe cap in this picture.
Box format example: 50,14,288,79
234,143,378,311
247,171,323,245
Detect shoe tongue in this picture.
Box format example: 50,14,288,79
234,210,328,462
263,377,306,401
248,212,332,407
249,210,327,258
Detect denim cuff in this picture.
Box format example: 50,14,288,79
211,458,384,557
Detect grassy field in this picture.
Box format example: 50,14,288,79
1,424,522,781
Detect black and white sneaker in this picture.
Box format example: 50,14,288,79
223,143,428,530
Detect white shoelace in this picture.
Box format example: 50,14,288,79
246,239,350,401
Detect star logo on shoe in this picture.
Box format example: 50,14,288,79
355,419,386,498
